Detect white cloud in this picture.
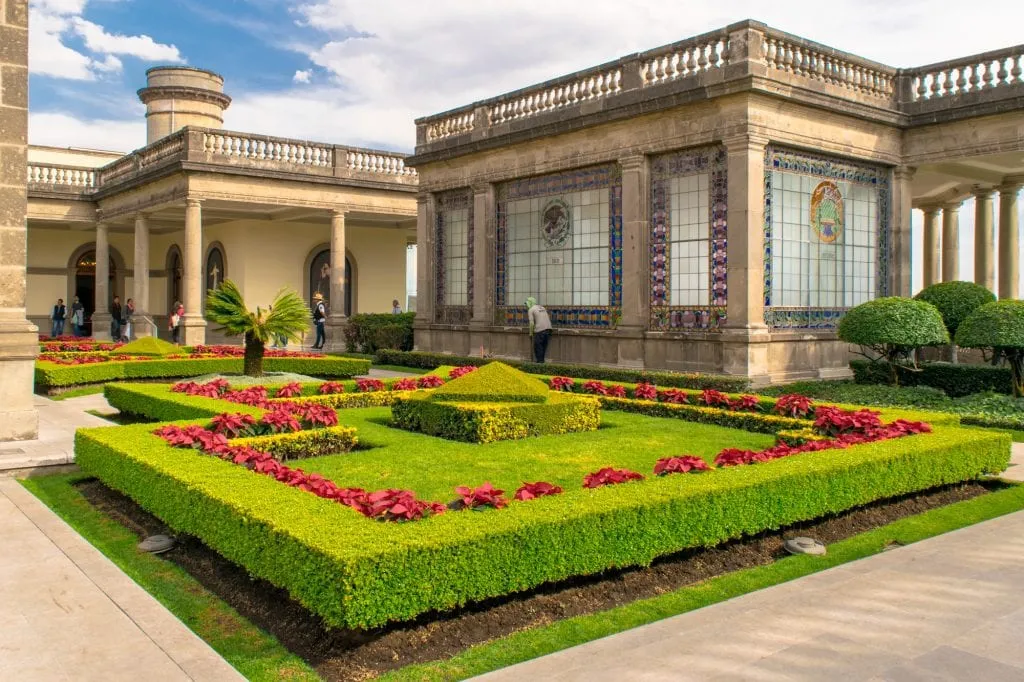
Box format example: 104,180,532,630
293,69,312,84
28,0,184,80
29,111,145,153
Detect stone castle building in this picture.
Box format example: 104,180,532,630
26,66,418,346
408,20,1024,384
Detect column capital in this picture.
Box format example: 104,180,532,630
971,185,996,199
134,211,151,220
416,192,431,206
330,207,347,219
722,133,770,153
618,154,647,173
471,182,493,195
893,165,916,181
95,220,109,231
942,200,962,212
185,196,202,208
919,204,942,216
998,177,1024,193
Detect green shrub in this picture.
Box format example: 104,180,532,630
234,426,358,461
344,313,414,353
104,383,264,421
432,362,549,404
392,391,600,443
837,297,949,386
116,336,179,356
373,350,750,392
914,281,996,339
75,420,1009,629
849,360,1014,397
956,300,1024,398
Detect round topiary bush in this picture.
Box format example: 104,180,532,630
838,297,949,385
914,281,996,338
955,300,1024,398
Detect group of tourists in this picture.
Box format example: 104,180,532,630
49,295,136,342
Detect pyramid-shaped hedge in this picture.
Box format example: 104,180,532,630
432,362,549,404
116,336,179,356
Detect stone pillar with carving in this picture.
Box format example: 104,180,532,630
890,167,915,297
941,202,960,282
133,212,152,336
326,209,347,350
413,193,436,349
922,206,941,288
182,197,206,345
617,154,650,368
973,188,996,292
469,184,495,354
998,181,1021,300
721,134,770,384
91,221,112,341
0,0,37,441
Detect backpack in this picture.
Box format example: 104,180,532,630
314,302,326,321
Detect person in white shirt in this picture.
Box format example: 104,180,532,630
525,296,552,363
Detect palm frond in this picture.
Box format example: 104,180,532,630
204,280,311,343
264,288,313,342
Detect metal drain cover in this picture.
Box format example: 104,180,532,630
138,534,175,554
783,536,826,556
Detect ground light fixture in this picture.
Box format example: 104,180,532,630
137,534,175,554
783,537,826,556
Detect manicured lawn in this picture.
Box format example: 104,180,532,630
48,385,105,401
20,474,318,682
297,408,776,500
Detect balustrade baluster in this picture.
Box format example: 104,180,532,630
1012,55,1023,84
982,60,995,89
997,57,1009,86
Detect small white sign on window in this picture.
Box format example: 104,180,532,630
549,256,564,265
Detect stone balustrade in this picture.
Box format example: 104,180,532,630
28,127,417,195
639,30,731,87
26,164,95,189
760,28,895,99
905,46,1024,102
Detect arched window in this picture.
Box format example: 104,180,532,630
167,246,183,314
204,244,226,313
309,249,352,317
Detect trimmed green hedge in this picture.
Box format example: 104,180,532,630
75,419,1010,629
344,313,415,353
374,350,750,392
36,355,371,389
850,359,1013,397
235,426,358,461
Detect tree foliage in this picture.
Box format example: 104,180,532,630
956,300,1024,398
838,297,949,385
914,280,996,337
205,280,310,376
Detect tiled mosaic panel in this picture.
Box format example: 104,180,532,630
435,189,474,324
497,166,622,328
649,146,728,331
763,147,890,330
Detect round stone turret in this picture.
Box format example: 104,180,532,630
137,66,232,144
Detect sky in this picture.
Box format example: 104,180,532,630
26,0,1024,293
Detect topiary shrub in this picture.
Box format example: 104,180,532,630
838,297,949,386
956,300,1024,398
116,336,178,356
914,281,995,362
344,313,414,353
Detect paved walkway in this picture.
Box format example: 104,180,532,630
0,479,243,681
478,506,1024,682
0,395,112,473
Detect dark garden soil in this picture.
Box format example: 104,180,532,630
75,478,1001,681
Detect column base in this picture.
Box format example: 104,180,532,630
131,312,155,339
181,316,207,346
325,316,348,352
719,325,771,386
615,325,646,369
0,324,39,442
91,313,112,341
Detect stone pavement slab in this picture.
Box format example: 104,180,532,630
475,510,1024,682
0,396,112,473
0,478,243,681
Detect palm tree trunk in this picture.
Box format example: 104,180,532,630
244,331,264,377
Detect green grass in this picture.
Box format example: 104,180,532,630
48,385,106,401
372,364,430,375
20,474,318,682
380,481,1024,681
297,409,776,500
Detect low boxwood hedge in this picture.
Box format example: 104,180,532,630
234,426,358,461
75,418,1009,629
374,350,750,392
850,359,1013,397
36,355,371,389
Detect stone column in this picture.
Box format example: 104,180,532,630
890,167,915,297
182,197,206,345
721,134,770,384
973,187,996,292
326,208,347,350
91,221,112,340
0,0,37,441
941,202,960,282
133,212,152,337
469,184,495,354
413,193,435,348
998,181,1021,300
617,154,650,368
922,206,941,288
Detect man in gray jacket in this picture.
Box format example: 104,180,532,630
525,296,552,363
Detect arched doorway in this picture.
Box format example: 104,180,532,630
204,243,226,313
166,245,183,316
70,248,117,337
308,249,352,316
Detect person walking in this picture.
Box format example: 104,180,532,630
312,292,327,350
110,296,123,341
392,299,403,314
525,296,552,363
169,302,184,345
122,298,135,342
50,298,67,338
70,296,85,337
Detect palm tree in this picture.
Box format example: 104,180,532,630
205,280,310,377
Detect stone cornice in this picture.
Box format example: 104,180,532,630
137,85,232,109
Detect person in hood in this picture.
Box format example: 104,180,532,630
525,296,552,363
